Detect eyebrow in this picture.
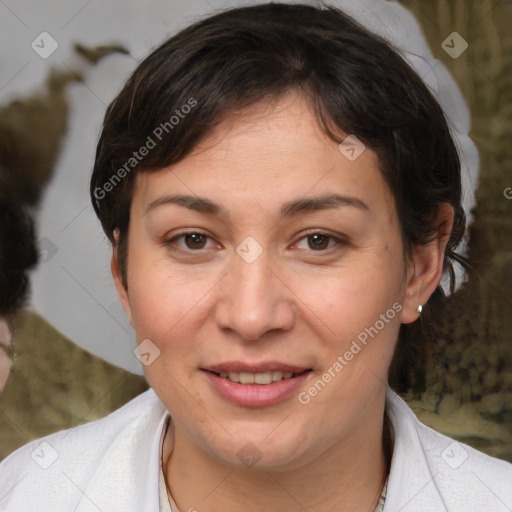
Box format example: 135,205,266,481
145,193,369,218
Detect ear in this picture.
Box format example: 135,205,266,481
400,203,454,324
111,230,133,326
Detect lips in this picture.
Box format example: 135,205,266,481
202,361,311,374
202,362,311,385
201,361,313,406
202,366,313,407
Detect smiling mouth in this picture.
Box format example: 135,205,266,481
205,369,311,385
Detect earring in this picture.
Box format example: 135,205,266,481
416,305,423,314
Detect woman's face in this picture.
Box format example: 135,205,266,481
114,92,428,469
0,318,13,394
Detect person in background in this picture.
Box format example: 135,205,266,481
0,42,125,397
0,180,38,394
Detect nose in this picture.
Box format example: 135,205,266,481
215,244,295,341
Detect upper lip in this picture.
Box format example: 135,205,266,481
202,361,311,373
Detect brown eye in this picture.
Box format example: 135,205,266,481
307,234,330,250
294,231,346,253
183,233,207,249
165,231,214,251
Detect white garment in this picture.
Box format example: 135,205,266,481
1,388,511,511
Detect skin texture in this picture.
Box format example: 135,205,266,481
0,318,12,394
112,92,453,512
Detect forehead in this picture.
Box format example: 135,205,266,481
133,92,395,221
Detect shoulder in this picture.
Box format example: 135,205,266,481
415,413,512,507
385,388,512,511
0,389,166,511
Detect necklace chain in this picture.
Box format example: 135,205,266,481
160,416,388,512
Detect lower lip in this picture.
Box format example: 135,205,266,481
202,370,312,407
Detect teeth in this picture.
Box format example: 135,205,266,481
272,371,284,381
254,372,272,384
217,370,299,384
239,372,255,384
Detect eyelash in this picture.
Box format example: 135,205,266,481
164,230,347,254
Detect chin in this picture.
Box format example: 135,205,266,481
202,425,311,471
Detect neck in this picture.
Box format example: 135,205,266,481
164,401,391,512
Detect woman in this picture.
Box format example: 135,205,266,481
1,3,510,511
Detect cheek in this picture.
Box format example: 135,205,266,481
0,321,12,393
126,242,218,353
0,352,11,393
129,270,205,339
291,255,403,333
286,255,404,400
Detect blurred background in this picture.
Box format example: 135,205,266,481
0,0,511,462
